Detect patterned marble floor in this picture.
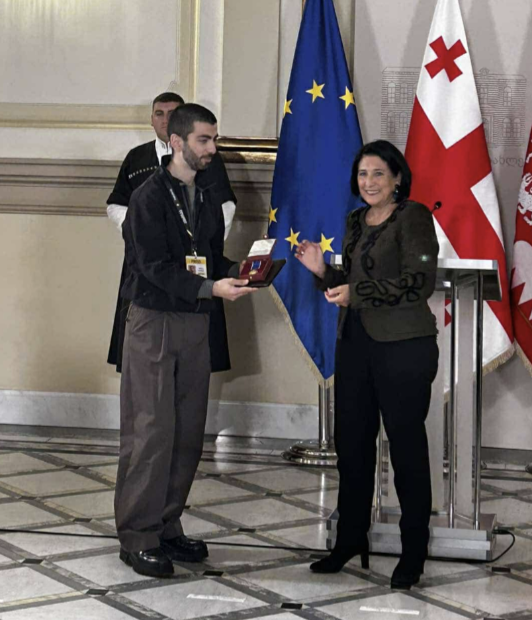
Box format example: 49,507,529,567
0,427,532,620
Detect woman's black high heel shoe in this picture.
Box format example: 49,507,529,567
390,557,425,590
310,542,370,574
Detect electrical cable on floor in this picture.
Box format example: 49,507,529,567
0,527,325,553
0,526,518,564
488,528,516,563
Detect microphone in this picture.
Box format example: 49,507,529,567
431,201,442,213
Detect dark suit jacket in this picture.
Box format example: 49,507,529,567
122,167,235,314
318,200,439,342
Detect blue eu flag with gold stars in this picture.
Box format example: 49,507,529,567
269,0,363,384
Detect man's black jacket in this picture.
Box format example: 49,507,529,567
122,166,235,313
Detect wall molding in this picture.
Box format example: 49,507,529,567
0,157,274,219
0,390,318,440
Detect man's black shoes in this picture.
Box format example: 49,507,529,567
119,536,207,577
119,547,174,578
160,535,209,563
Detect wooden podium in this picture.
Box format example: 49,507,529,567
327,258,502,560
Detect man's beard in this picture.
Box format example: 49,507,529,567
183,142,212,171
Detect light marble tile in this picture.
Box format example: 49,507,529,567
0,433,49,442
0,452,60,475
0,566,73,604
0,597,136,619
47,438,119,446
293,488,339,511
246,615,300,620
55,550,189,586
484,479,532,493
0,549,13,565
241,562,371,601
203,498,319,527
368,554,478,579
492,531,532,565
47,490,115,518
89,464,118,481
0,523,117,557
481,497,532,526
272,522,329,550
520,566,532,579
98,518,117,532
196,461,270,474
187,478,254,505
204,534,295,567
426,574,532,616
0,501,65,528
4,471,106,496
122,577,266,619
318,591,468,620
180,512,227,536
48,453,118,466
232,468,331,492
207,446,275,455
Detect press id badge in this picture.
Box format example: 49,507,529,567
186,255,208,278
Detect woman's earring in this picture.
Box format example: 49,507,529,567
392,184,400,202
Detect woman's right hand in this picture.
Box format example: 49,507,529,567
295,240,326,278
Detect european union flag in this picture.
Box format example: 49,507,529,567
270,0,363,384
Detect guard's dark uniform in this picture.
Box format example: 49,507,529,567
107,141,235,372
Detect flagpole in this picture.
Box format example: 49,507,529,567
274,0,360,468
282,385,337,466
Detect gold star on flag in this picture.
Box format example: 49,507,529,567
268,207,278,225
319,233,335,254
283,99,293,117
339,87,355,109
285,228,301,250
306,80,325,103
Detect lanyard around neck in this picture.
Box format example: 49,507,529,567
161,171,198,256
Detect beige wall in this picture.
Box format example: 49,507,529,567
0,158,316,406
0,212,121,395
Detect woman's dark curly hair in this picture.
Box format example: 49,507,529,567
350,140,412,202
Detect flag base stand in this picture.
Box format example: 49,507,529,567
526,463,532,475
282,440,337,467
282,385,337,467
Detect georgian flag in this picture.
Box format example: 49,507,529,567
405,0,513,371
511,128,532,375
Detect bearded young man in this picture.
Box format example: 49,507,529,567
115,103,256,578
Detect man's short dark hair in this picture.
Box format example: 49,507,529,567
167,103,217,141
350,139,412,202
152,92,185,109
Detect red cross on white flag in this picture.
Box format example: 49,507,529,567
405,0,514,372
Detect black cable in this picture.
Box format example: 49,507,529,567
0,526,517,563
488,528,516,563
0,527,327,553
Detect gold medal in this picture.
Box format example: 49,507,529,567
249,269,258,276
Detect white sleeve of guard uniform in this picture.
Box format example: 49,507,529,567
107,204,128,233
222,201,236,241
